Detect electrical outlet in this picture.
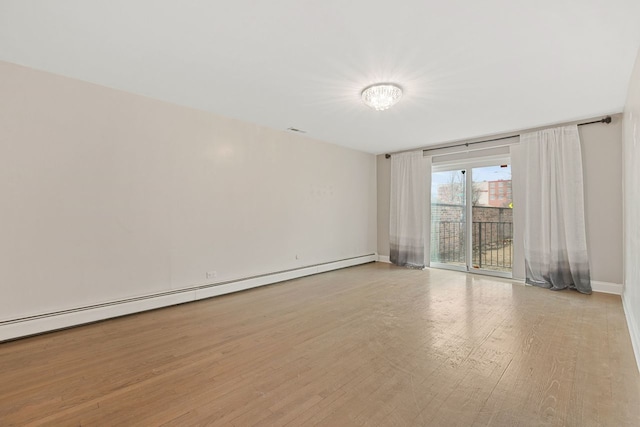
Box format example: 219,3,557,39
206,271,217,280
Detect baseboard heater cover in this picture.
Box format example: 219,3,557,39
0,254,377,342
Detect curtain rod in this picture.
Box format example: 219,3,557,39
384,116,612,159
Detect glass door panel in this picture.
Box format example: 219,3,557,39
430,169,467,270
471,165,513,274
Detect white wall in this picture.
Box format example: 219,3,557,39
0,61,377,322
623,46,640,370
579,117,623,285
377,118,623,286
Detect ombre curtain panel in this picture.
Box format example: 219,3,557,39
521,125,591,294
389,151,429,268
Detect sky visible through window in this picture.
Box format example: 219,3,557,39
431,165,511,199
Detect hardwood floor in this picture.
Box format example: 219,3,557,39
1,262,639,426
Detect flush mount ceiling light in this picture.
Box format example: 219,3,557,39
361,83,403,111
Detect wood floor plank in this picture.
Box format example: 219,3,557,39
1,263,638,426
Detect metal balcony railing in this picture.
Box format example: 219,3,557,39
430,221,513,270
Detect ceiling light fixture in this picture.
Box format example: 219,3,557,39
361,83,403,111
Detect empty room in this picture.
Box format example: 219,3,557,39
1,1,640,425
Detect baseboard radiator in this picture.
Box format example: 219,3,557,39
0,254,377,342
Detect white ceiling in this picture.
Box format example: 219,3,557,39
2,1,640,154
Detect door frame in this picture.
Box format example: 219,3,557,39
430,154,512,278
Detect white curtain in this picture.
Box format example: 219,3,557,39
389,151,428,268
521,125,591,294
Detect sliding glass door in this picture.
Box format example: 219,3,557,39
430,158,513,277
430,169,467,271
470,164,512,275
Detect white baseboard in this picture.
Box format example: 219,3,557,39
379,259,619,294
0,254,376,342
591,281,623,295
377,255,390,263
622,292,640,373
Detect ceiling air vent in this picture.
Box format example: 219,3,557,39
287,127,307,134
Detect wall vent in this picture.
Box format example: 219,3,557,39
287,127,306,133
